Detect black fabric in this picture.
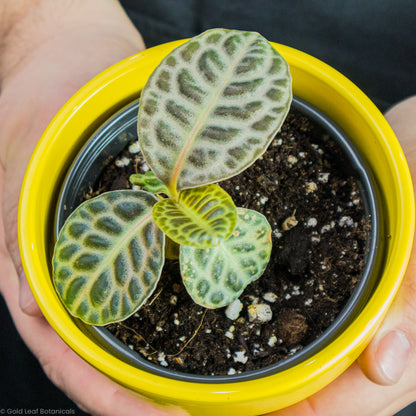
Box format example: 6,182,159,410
120,0,198,47
0,297,88,415
120,0,416,108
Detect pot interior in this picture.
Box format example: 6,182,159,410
54,97,381,382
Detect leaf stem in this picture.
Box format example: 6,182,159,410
168,183,179,199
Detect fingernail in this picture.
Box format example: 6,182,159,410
18,266,36,312
377,330,412,384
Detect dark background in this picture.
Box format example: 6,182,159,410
121,0,416,109
2,1,415,414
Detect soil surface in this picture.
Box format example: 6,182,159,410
87,109,371,376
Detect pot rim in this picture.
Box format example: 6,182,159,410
18,40,415,409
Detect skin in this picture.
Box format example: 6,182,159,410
0,1,415,414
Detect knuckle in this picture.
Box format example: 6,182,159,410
2,198,20,265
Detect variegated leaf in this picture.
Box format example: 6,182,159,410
130,171,170,195
53,190,165,325
180,208,272,308
153,184,237,248
138,28,292,196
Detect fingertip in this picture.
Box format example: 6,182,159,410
18,267,42,316
110,388,190,416
359,330,413,386
357,341,381,384
376,330,412,384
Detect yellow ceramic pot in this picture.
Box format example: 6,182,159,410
18,40,414,416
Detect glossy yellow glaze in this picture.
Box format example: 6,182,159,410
18,40,414,416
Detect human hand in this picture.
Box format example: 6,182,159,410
0,1,187,415
267,96,416,416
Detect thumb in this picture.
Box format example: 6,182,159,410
359,96,416,386
357,264,415,385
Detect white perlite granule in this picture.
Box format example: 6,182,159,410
115,156,130,167
263,292,278,303
305,181,318,194
304,298,313,306
320,224,332,233
157,352,168,367
225,299,243,320
259,196,269,205
248,304,273,323
287,155,298,165
267,335,278,347
233,350,248,364
318,172,330,183
306,217,318,227
339,216,354,227
128,142,141,154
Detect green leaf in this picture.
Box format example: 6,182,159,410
153,184,237,248
130,171,170,195
138,28,292,196
52,190,165,325
180,208,272,308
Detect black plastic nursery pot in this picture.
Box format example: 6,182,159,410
18,41,414,416
54,96,380,379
